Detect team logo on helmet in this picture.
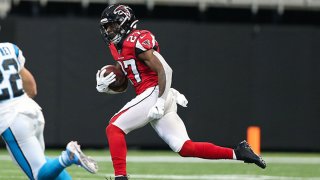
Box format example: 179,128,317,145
113,5,131,20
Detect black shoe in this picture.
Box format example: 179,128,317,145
234,140,267,169
115,176,128,180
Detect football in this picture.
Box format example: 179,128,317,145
101,65,128,92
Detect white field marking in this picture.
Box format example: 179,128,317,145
0,164,320,180
104,174,320,180
74,173,320,180
0,155,320,164
0,171,319,180
0,173,319,180
93,156,320,164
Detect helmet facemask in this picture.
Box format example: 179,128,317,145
100,22,126,45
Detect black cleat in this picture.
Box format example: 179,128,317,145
234,140,267,169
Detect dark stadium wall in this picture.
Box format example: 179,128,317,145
1,16,320,151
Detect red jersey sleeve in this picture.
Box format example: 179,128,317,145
135,30,158,55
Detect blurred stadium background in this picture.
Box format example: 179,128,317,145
0,0,320,153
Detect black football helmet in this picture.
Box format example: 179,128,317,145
100,4,138,45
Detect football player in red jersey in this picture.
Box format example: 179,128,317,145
96,4,266,180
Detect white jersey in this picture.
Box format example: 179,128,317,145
0,42,29,134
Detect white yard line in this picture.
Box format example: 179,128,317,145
1,155,320,180
1,155,320,164
87,173,320,180
114,174,320,180
0,170,319,180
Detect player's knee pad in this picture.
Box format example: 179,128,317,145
178,140,195,157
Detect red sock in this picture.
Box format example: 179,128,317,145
179,140,233,159
106,124,127,176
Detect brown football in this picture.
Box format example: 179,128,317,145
101,65,128,92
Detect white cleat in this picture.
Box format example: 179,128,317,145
66,141,98,174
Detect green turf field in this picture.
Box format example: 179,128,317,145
0,149,320,180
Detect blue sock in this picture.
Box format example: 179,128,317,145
55,169,72,180
37,157,71,180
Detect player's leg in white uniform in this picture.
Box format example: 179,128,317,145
152,91,266,169
150,91,190,152
151,90,236,159
1,97,97,180
1,104,71,180
29,117,71,179
106,86,159,176
111,86,158,133
35,122,72,180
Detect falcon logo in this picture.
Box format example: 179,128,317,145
142,39,151,47
114,5,131,19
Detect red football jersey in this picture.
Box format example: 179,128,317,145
109,29,160,95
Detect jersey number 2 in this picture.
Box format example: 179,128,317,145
0,58,23,100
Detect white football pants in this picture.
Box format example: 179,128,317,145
111,86,190,152
1,96,46,180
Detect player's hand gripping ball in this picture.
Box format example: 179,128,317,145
101,65,128,92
